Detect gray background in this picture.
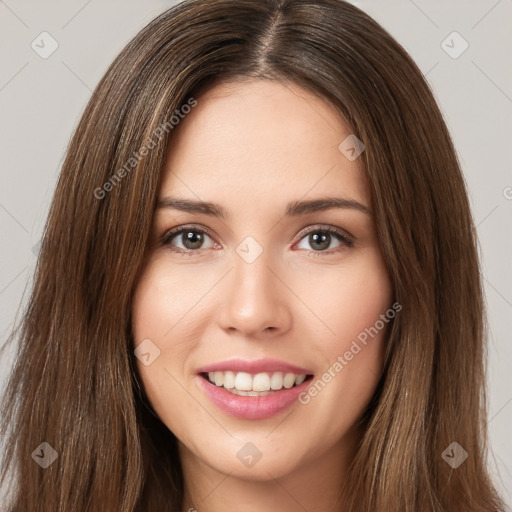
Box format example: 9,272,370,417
1,0,511,506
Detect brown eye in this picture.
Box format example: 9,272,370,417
180,231,205,250
163,227,215,252
307,232,331,251
296,227,353,253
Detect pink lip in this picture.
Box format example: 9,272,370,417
196,374,313,420
196,357,313,375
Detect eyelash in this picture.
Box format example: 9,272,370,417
161,224,354,257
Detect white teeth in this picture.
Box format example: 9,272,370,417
270,372,283,390
283,373,296,389
295,374,306,385
204,370,309,392
234,372,252,391
229,389,272,396
214,371,224,387
252,373,271,392
223,370,235,389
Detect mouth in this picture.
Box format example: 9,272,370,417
195,360,315,420
195,358,315,419
199,371,314,396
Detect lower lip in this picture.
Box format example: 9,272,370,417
196,375,313,420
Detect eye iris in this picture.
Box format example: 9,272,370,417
309,232,330,251
182,231,204,250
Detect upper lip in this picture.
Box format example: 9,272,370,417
197,358,314,375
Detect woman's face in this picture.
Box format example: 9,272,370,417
132,79,393,481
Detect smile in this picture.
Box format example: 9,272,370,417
202,371,308,395
195,358,314,419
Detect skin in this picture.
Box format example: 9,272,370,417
131,79,393,512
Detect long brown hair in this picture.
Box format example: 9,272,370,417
0,0,506,510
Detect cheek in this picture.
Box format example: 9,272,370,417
131,256,214,356
293,249,392,423
130,257,229,439
130,261,195,419
296,319,390,450
292,248,393,345
132,260,190,341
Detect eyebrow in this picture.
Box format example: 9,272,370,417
156,196,372,218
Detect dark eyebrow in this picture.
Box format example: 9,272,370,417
285,197,372,216
156,195,372,218
157,196,228,218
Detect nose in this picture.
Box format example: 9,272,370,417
217,249,292,338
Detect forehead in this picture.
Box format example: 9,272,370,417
160,79,370,212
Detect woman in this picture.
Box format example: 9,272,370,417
0,0,506,511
